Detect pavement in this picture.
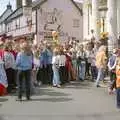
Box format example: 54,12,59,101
0,80,120,120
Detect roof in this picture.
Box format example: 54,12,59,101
5,0,47,23
0,7,13,23
5,7,23,23
5,0,82,23
33,0,83,16
70,0,83,16
32,0,47,9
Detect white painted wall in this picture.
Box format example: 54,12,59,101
37,0,83,42
0,23,6,34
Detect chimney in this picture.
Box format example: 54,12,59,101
22,0,32,6
16,0,22,9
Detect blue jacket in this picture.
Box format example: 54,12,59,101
16,52,33,71
40,49,48,68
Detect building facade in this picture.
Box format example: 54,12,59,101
0,4,13,36
5,7,36,39
0,0,83,43
83,0,120,51
35,0,83,43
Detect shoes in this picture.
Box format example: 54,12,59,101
57,85,61,88
16,98,22,102
26,97,31,101
53,84,57,87
96,85,101,88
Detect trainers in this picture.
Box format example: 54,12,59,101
26,97,31,101
53,84,57,87
16,98,22,102
57,85,61,88
96,85,101,88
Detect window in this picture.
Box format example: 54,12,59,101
7,23,11,32
15,18,20,29
73,19,80,28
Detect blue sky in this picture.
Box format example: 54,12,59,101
0,0,83,16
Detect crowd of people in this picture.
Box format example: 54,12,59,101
0,37,120,108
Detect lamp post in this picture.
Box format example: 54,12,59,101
101,10,106,32
99,8,108,33
23,0,32,40
86,1,92,35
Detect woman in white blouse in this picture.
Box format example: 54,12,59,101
52,48,61,87
3,43,15,93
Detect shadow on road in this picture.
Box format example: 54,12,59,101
64,81,92,89
34,88,71,97
21,97,73,102
9,87,72,102
0,98,8,102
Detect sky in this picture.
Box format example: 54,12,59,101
0,0,83,16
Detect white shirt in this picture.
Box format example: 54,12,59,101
58,55,66,66
52,55,59,65
4,51,16,69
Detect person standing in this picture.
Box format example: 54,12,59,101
95,45,107,87
46,44,53,85
52,48,61,87
58,50,66,85
16,42,33,101
0,56,8,96
77,44,86,81
109,58,120,109
3,43,16,93
108,49,117,87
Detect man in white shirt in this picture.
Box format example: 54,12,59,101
58,51,66,84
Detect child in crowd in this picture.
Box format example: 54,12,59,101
52,48,61,88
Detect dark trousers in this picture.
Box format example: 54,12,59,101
116,88,120,108
86,62,91,76
17,70,31,99
37,66,48,84
59,66,66,84
6,68,15,93
47,64,53,85
110,70,116,82
91,66,98,80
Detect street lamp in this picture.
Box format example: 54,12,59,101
86,0,92,35
23,0,32,31
99,8,108,32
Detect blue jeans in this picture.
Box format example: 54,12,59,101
79,62,86,81
116,88,120,108
52,65,60,85
96,68,104,86
91,66,98,80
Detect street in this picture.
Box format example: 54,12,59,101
0,81,120,120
